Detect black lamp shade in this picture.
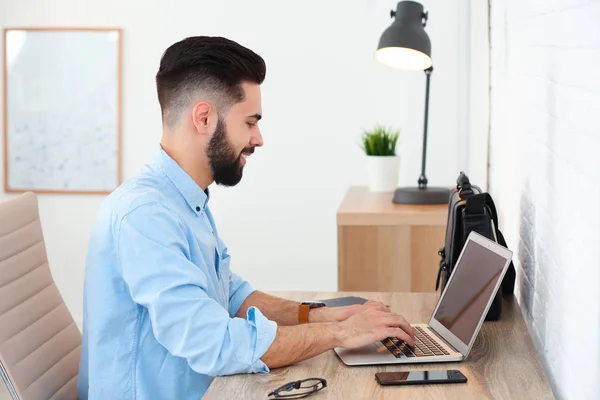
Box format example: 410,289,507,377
375,1,432,70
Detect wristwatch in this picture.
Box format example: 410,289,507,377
298,301,326,324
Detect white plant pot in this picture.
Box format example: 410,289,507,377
366,155,400,192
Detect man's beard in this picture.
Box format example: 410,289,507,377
207,118,252,187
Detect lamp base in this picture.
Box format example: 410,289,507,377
393,186,450,205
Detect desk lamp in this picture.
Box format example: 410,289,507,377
375,0,449,204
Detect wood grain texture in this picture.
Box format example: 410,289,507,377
204,291,555,400
337,225,445,292
336,187,448,226
337,187,447,293
410,226,447,292
337,225,410,292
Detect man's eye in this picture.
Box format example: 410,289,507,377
247,122,256,128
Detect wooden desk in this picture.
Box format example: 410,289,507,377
337,187,448,293
204,291,554,400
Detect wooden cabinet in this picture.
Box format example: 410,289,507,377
337,187,448,292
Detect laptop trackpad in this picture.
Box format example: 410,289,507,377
334,341,395,365
341,342,386,356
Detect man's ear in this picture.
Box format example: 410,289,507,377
192,102,215,136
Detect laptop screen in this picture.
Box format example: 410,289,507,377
432,238,508,344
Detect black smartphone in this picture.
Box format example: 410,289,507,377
375,370,467,386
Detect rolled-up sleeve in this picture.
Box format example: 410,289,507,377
117,202,277,376
218,238,257,318
214,237,257,318
228,271,256,318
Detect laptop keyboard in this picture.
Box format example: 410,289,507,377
382,326,450,358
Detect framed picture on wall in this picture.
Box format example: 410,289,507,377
3,27,122,194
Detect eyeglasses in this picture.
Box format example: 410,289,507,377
267,378,327,399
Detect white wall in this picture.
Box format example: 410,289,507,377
0,0,483,325
489,1,600,399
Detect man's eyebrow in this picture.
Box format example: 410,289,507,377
248,113,262,121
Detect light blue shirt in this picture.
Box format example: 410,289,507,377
77,146,278,400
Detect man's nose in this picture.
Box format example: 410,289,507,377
250,129,264,147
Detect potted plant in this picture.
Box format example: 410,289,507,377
361,125,400,192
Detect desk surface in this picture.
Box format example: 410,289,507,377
337,187,448,226
204,291,555,400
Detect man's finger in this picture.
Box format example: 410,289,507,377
385,328,415,347
365,300,388,310
382,314,414,340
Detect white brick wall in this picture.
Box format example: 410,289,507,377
489,1,600,399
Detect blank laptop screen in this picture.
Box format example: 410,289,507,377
433,239,508,344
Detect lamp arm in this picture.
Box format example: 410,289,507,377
418,66,433,189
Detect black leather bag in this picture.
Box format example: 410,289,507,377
435,171,516,321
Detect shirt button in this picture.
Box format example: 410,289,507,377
196,206,200,212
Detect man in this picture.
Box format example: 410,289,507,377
77,36,415,400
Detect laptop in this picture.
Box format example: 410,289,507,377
334,230,513,366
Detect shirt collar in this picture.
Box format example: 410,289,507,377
152,145,209,214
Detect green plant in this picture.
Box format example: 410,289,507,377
360,125,400,156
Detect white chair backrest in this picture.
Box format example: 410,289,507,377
0,192,81,400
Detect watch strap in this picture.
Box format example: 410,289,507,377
298,301,326,324
298,304,311,324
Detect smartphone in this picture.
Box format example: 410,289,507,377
375,370,467,386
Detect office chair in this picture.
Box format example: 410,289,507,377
0,192,81,400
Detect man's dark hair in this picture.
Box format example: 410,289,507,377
156,36,266,126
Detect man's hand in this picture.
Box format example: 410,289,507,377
260,303,415,369
309,300,391,323
337,306,415,349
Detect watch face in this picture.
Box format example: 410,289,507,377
302,301,326,308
